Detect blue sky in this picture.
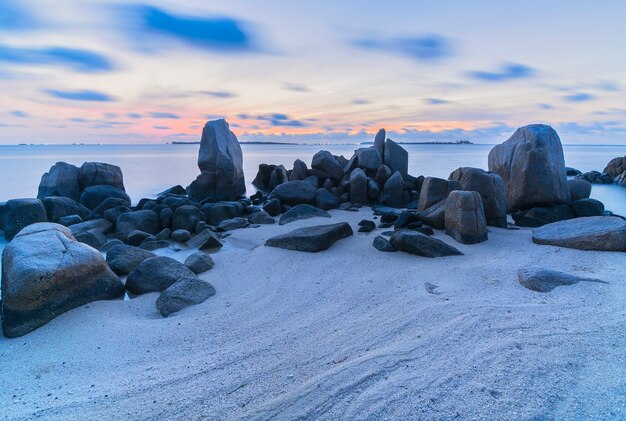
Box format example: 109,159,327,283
0,0,625,144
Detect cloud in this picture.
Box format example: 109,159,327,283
283,83,310,92
149,112,180,119
593,81,621,92
537,103,554,110
467,63,534,82
201,90,237,98
353,35,452,61
46,89,114,102
0,0,36,30
238,113,306,127
425,98,449,105
127,112,143,119
352,99,370,105
153,125,171,130
10,110,28,117
0,45,113,72
563,92,594,102
125,5,256,52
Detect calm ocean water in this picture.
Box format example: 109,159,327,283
0,143,625,214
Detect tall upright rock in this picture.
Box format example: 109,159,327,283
488,124,570,213
187,119,246,201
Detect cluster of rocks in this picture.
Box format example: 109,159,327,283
573,155,626,186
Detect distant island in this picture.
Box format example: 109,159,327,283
359,140,473,145
171,141,300,145
171,140,473,146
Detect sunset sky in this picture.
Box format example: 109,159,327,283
1,0,625,144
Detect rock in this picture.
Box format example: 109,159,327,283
171,229,192,242
156,277,216,317
567,179,592,201
394,210,420,229
311,150,344,180
37,162,81,201
355,147,382,171
374,129,386,161
92,196,131,217
418,177,455,211
157,185,187,197
156,228,171,240
188,119,245,201
161,195,198,210
417,199,446,230
532,216,626,251
373,235,396,252
252,164,277,190
69,218,112,237
359,220,376,229
444,191,488,244
105,244,155,275
159,207,173,228
565,167,581,176
268,180,317,206
263,198,282,216
3,198,48,241
375,165,392,186
116,210,159,240
126,256,196,295
248,210,275,224
1,222,124,337
575,170,614,184
268,165,289,191
517,267,606,293
266,222,353,252
58,214,82,226
171,205,203,232
42,196,90,223
572,198,605,217
80,185,131,210
201,201,243,226
74,229,107,249
448,167,507,228
383,139,409,177
0,201,4,230
603,156,626,178
187,228,223,250
614,171,626,187
349,168,368,204
126,230,155,246
367,180,380,201
79,162,125,191
389,230,463,257
515,204,575,227
488,124,571,212
139,240,170,251
511,212,547,228
279,204,331,225
315,188,339,210
382,171,404,208
217,217,249,231
288,159,308,182
184,251,215,274
103,205,132,223
100,239,123,252
303,175,320,187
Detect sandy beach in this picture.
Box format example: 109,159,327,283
1,208,623,420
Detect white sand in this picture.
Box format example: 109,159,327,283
0,209,624,420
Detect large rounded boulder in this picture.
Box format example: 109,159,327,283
79,162,125,191
1,223,124,338
488,124,571,212
3,198,48,241
448,167,507,228
37,161,81,201
126,256,196,295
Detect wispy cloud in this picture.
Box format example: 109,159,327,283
10,110,28,118
201,90,237,98
238,113,306,127
0,45,113,73
45,89,114,102
153,125,171,130
563,92,594,102
537,103,554,110
0,0,37,30
425,98,449,105
127,112,143,119
149,112,180,119
353,35,453,61
283,83,310,92
467,63,534,82
351,98,370,105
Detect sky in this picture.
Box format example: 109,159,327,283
0,0,625,145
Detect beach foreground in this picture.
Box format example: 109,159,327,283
0,208,623,420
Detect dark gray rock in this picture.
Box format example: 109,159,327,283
375,164,392,186
217,217,249,231
116,210,159,240
417,199,446,230
184,251,215,274
69,218,112,237
126,230,155,246
139,240,170,251
156,277,216,317
518,204,574,227
517,267,607,293
303,175,320,188
315,188,339,210
79,162,125,191
248,210,275,224
383,139,408,177
106,244,155,275
74,228,107,250
58,214,82,226
355,147,382,171
1,223,124,338
444,191,488,244
37,162,81,201
349,168,368,204
263,198,282,216
373,235,396,252
171,229,192,242
567,179,592,201
418,177,456,211
157,185,187,197
268,165,289,191
265,222,353,252
0,201,4,230
159,207,173,228
171,205,203,232
368,180,380,201
488,124,571,212
100,239,123,252
290,159,309,181
448,167,507,228
42,196,90,222
575,170,614,185
532,216,626,251
187,228,223,250
252,164,277,190
202,201,244,226
3,198,48,240
311,150,344,180
572,198,605,217
92,196,131,217
268,180,317,206
156,228,171,240
603,156,626,178
565,167,582,176
279,204,331,225
188,119,245,201
389,229,463,257
382,171,404,208
80,185,131,210
374,129,386,161
126,256,196,295
103,205,132,223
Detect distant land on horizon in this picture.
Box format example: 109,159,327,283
170,140,474,146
